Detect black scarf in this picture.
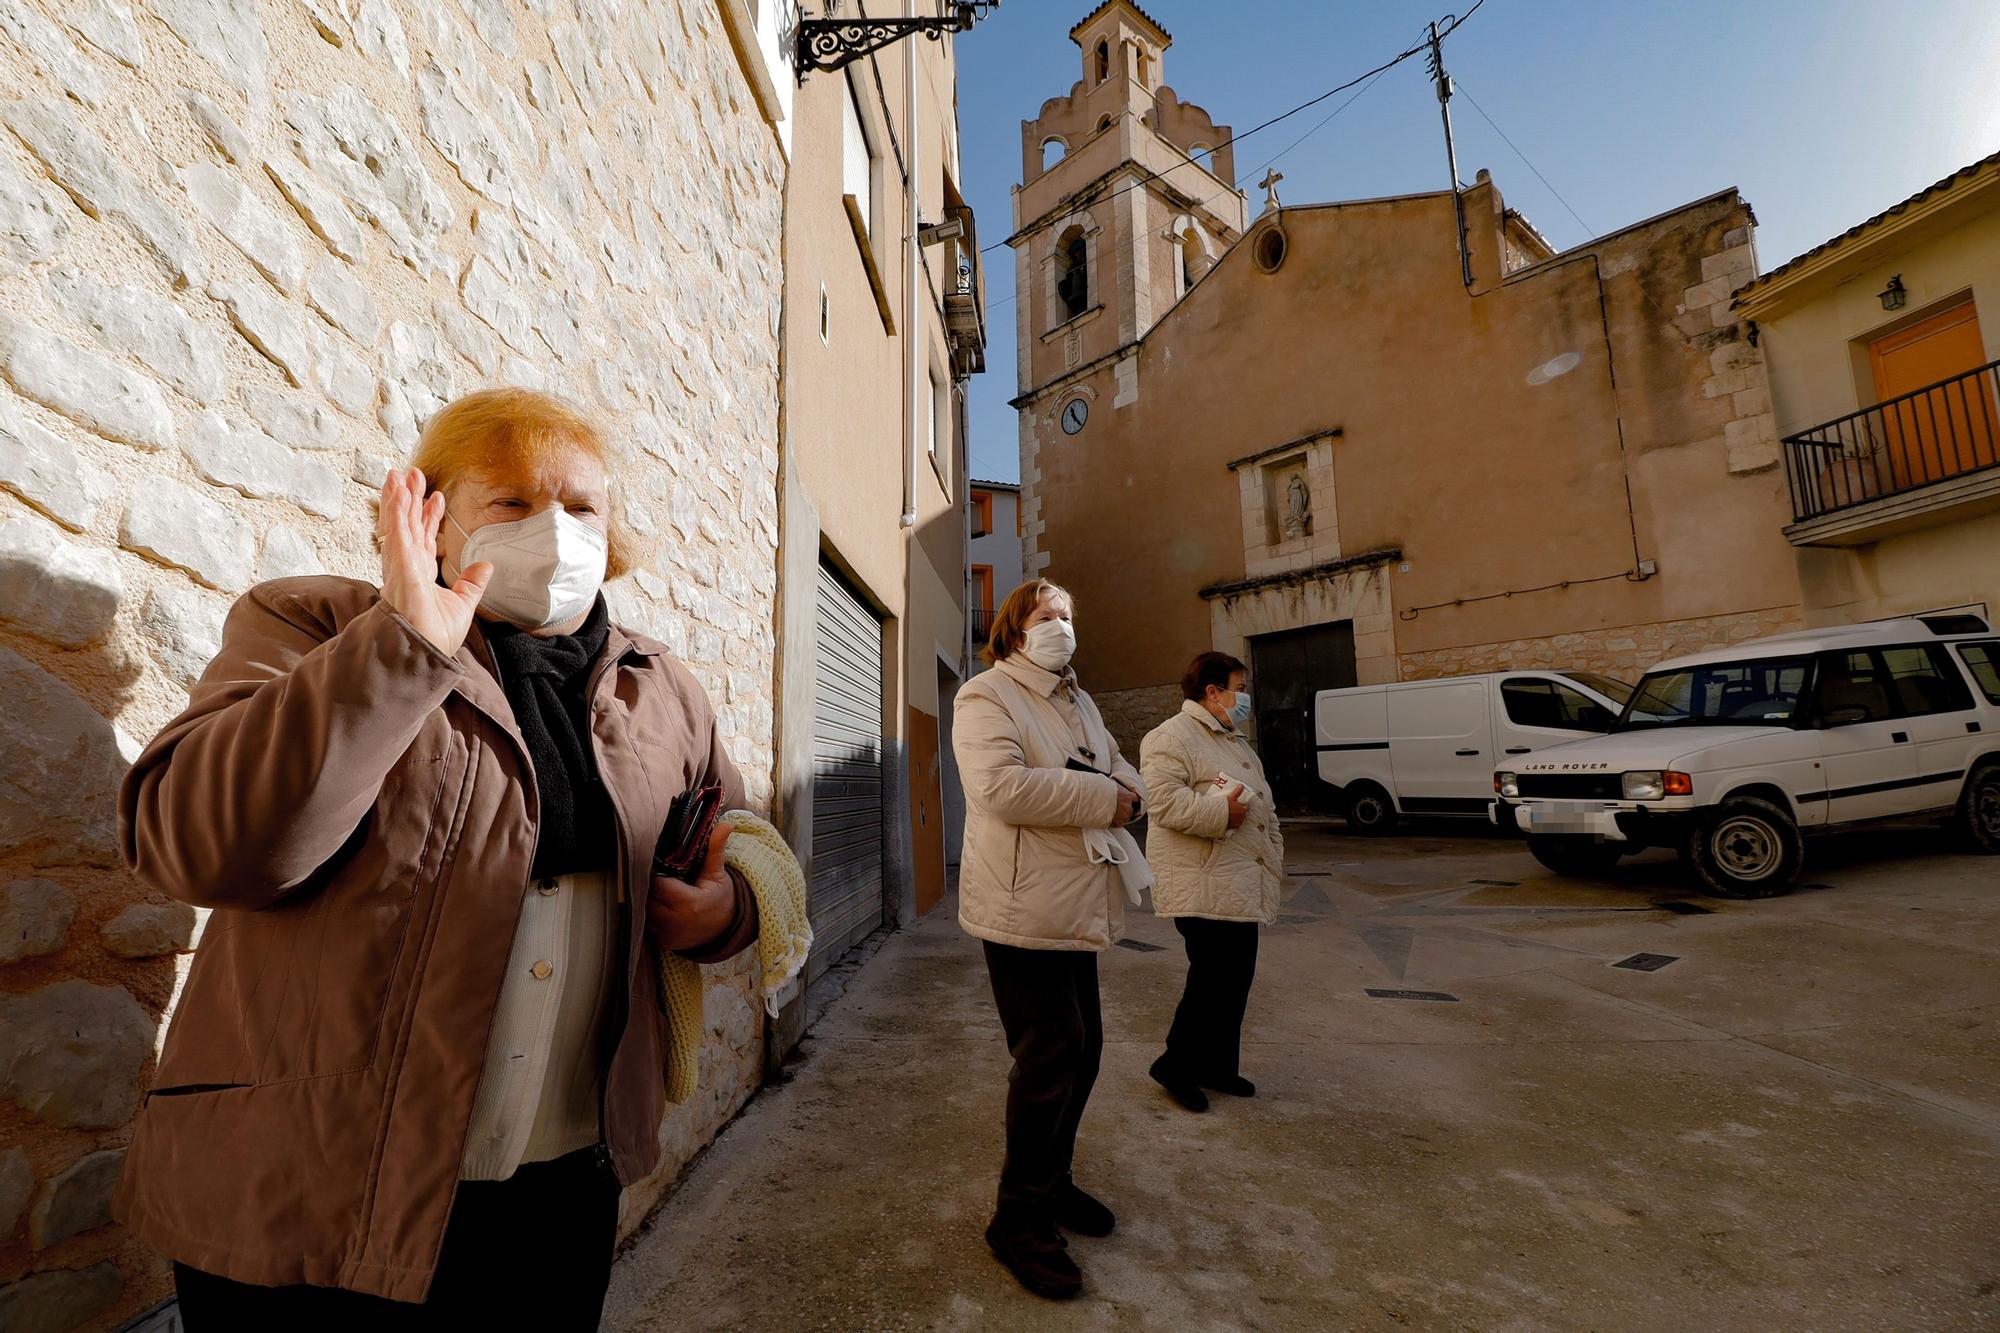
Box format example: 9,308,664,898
484,598,616,879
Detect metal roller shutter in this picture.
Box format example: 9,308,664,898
809,563,887,979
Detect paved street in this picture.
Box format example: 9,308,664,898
606,823,2000,1331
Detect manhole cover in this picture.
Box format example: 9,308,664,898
1656,901,1712,915
1115,938,1166,953
1612,952,1680,972
1365,988,1459,1002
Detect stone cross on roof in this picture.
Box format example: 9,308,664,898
1259,168,1284,214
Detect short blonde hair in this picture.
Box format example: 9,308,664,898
409,387,636,579
982,578,1073,665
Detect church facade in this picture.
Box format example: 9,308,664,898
1011,2,1806,808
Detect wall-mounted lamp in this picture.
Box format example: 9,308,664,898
1879,275,1907,311
796,2,1000,82
917,217,965,247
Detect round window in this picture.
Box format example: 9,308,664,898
1252,225,1288,274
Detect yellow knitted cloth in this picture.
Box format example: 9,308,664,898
655,810,814,1104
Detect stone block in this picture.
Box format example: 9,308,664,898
318,337,376,417
382,321,456,417
352,450,391,488
434,298,499,374
138,581,227,686
50,265,228,402
0,877,75,964
460,0,517,55
186,410,341,518
259,523,323,581
525,59,557,111
3,100,205,285
282,86,452,273
184,90,252,165
0,647,135,863
100,901,198,957
0,0,107,108
182,160,305,295
0,1146,29,1235
0,159,67,267
1682,276,1732,310
1732,385,1772,418
0,1262,122,1333
121,477,255,589
0,979,151,1127
265,154,367,263
1703,368,1749,399
352,0,411,77
63,0,144,69
1709,339,1760,373
306,254,379,344
461,254,532,350
418,62,516,205
0,312,174,449
0,515,122,647
28,1148,122,1248
153,0,269,107
379,382,418,452
209,277,311,386
243,386,341,451
0,399,114,531
1700,244,1756,284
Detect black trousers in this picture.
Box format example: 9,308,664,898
173,1147,621,1331
1161,917,1260,1082
982,941,1103,1225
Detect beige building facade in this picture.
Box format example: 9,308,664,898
0,2,787,1325
773,0,985,1011
1011,2,1804,808
1735,152,2000,629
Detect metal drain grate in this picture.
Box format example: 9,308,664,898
1471,879,1519,887
1115,938,1167,953
1612,952,1680,972
1365,988,1459,1002
1655,901,1712,915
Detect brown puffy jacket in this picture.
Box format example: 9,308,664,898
112,576,754,1302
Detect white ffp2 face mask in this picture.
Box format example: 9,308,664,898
447,506,608,631
1021,618,1077,672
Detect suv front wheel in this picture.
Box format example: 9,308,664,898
1686,796,1803,898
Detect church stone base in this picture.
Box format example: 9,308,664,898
1396,606,1804,681
1094,682,1186,761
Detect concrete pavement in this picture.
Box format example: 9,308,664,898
605,823,2000,1331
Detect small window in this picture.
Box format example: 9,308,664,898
1879,644,1976,716
1956,641,2000,704
1055,228,1088,321
1041,137,1067,170
1502,679,1615,732
1095,39,1109,83
1136,50,1151,86
970,490,992,538
1096,114,1113,132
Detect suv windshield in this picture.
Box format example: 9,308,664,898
1615,657,1811,731
1560,671,1635,708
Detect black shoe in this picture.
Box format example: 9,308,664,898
1055,1182,1115,1237
1203,1075,1256,1097
985,1216,1083,1300
1148,1057,1209,1113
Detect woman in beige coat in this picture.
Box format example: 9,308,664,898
1139,652,1283,1112
953,578,1146,1301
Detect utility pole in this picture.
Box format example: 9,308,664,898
1428,19,1472,288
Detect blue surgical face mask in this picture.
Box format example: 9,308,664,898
1226,688,1253,727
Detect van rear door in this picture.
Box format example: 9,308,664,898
1315,687,1390,790
1385,680,1493,812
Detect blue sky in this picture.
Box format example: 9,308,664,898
955,0,2000,483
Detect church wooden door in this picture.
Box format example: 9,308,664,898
1249,621,1357,815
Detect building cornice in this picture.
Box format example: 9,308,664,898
1009,339,1141,409
1200,548,1402,601
1226,428,1343,471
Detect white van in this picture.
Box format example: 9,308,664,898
1315,671,1634,833
1492,615,2000,897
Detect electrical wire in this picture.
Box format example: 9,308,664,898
979,0,1485,258
1453,78,1594,239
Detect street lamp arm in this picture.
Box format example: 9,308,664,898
795,3,999,82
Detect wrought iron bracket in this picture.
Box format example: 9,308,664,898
796,3,998,82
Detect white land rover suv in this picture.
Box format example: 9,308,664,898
1491,615,2000,897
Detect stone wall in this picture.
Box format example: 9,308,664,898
1093,681,1183,765
1396,605,1805,681
0,3,783,1328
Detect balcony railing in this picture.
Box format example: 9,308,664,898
1783,358,2000,523
969,608,994,643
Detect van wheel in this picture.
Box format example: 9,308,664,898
1955,763,2000,853
1526,835,1623,878
1686,797,1802,898
1344,783,1398,836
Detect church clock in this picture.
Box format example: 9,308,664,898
1060,397,1089,434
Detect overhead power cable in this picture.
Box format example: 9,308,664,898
1453,78,1594,238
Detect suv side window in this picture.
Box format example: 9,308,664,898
1812,651,1896,724
1501,679,1614,731
1957,641,2000,705
1879,644,1975,716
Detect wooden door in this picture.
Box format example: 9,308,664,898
1249,621,1357,815
907,707,946,916
1869,300,1997,488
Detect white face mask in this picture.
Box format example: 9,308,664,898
1021,617,1076,672
447,505,608,631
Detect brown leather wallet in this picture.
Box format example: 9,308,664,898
652,781,724,881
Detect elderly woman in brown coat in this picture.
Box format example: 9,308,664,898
114,388,757,1327
953,578,1148,1301
1140,651,1284,1112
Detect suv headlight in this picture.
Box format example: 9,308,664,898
1495,771,1519,798
1623,771,1666,801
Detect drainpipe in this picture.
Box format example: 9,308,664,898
900,30,919,530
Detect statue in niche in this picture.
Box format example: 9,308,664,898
1282,470,1312,539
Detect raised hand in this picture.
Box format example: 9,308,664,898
376,468,492,656
647,823,739,952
